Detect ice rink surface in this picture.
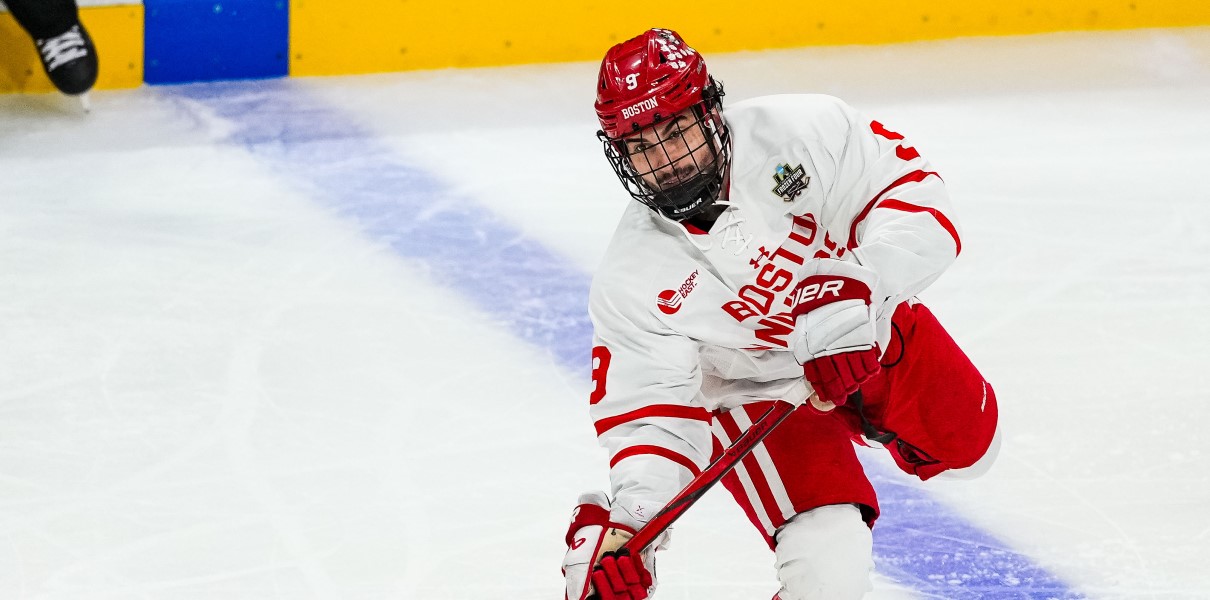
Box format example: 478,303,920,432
2,27,1209,599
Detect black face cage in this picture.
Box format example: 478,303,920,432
598,82,731,221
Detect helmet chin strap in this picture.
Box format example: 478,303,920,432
648,171,719,220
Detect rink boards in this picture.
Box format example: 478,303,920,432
2,0,1210,92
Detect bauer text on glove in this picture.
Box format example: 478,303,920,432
789,259,882,405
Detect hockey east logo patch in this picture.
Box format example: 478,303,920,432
657,270,699,315
772,163,810,201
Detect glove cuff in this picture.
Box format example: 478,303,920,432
789,275,873,319
565,492,643,546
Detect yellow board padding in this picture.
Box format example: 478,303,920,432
290,0,1210,76
0,4,142,94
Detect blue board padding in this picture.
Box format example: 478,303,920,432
166,79,1084,599
145,0,288,84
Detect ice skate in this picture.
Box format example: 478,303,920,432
34,22,98,96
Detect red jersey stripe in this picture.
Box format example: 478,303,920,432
877,199,962,255
846,170,940,249
610,445,702,477
595,404,713,436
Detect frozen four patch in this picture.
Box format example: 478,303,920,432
772,163,810,201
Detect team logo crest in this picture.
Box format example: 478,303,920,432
657,290,683,315
657,269,699,315
772,163,810,201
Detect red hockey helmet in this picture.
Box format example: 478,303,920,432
595,28,731,221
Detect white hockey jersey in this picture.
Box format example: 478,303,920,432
588,94,962,528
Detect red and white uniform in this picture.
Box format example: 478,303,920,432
588,94,996,542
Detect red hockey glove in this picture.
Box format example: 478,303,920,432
591,549,652,600
790,259,882,406
562,491,659,600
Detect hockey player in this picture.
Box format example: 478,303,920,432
561,28,1000,600
3,0,98,96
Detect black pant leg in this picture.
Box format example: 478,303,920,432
3,0,81,39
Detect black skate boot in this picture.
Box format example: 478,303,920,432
34,22,98,96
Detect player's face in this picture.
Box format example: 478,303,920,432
623,108,716,192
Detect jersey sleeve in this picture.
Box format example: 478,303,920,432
588,273,714,529
828,100,962,314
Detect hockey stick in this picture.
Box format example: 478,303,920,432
618,399,801,556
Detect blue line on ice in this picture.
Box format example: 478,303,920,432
170,79,1083,600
